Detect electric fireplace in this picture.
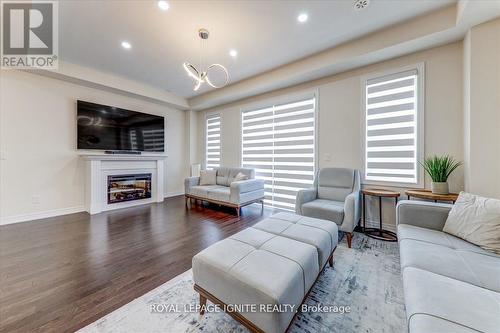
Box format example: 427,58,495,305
107,174,152,204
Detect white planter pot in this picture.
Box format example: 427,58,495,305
431,182,449,194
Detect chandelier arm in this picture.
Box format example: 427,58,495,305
205,64,230,88
183,62,203,83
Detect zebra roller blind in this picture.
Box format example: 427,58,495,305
205,114,221,169
364,68,420,184
241,97,316,210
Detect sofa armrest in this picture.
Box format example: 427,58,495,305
396,200,452,231
184,176,200,194
230,179,265,204
230,179,265,194
342,191,361,233
295,188,317,214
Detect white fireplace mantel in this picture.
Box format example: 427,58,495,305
80,153,167,214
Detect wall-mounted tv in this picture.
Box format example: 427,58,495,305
77,100,165,152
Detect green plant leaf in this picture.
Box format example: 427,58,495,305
419,155,462,182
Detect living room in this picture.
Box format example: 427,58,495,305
0,0,499,332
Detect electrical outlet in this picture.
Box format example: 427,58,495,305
32,195,41,205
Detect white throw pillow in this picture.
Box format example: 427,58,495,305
232,172,248,182
199,169,217,186
443,192,500,254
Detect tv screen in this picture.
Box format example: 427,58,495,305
77,101,165,152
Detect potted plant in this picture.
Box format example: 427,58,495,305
420,155,462,194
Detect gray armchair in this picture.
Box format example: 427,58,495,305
295,168,361,248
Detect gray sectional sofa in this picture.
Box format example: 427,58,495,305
185,167,265,216
396,200,500,333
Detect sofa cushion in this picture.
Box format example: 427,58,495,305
443,192,500,255
409,314,479,333
215,167,231,186
260,236,319,293
252,212,338,267
215,167,254,186
189,185,223,198
301,199,344,224
232,172,248,182
397,224,496,257
317,168,355,201
230,227,276,248
199,169,217,185
399,238,500,292
403,267,500,333
207,187,231,202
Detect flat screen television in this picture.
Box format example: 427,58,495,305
77,100,165,152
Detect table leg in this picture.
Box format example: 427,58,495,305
407,195,410,200
362,193,366,231
379,196,383,237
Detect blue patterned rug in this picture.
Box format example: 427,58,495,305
78,233,406,333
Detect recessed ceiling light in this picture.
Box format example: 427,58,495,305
354,0,370,10
158,1,169,11
297,13,308,23
229,49,238,57
121,41,131,49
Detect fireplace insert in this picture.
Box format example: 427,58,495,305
107,174,152,204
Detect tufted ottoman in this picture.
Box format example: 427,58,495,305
192,212,338,333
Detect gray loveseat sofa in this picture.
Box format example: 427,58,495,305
185,167,265,216
295,168,361,248
396,200,500,333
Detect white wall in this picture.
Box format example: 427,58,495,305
463,18,500,198
0,70,188,224
195,42,464,229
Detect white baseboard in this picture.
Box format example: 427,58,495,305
1,193,185,225
164,191,184,198
0,205,86,226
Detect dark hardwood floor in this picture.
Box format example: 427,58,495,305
0,196,276,333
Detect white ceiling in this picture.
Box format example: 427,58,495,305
59,0,457,99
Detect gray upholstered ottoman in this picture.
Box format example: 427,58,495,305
192,212,338,333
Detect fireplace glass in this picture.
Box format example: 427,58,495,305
107,174,152,204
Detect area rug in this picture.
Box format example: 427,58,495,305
78,233,407,333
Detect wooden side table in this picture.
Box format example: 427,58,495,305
405,189,459,203
362,189,400,242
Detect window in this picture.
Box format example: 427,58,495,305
205,113,221,169
241,96,316,210
363,65,423,186
142,129,165,152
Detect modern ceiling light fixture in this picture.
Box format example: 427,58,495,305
157,1,169,11
121,41,131,49
297,13,308,23
354,0,370,10
183,28,230,91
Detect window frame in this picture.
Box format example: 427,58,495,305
239,90,319,210
205,112,221,170
360,63,425,188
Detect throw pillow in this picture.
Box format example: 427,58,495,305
232,172,248,182
443,192,500,254
199,169,217,186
